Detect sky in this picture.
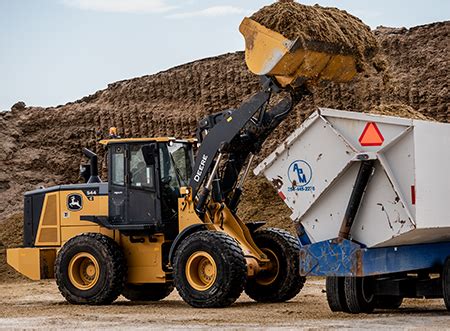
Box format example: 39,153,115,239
0,0,449,111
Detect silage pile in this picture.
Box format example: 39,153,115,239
368,104,430,120
250,1,379,70
0,213,26,281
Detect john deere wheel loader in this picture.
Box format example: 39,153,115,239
7,18,357,307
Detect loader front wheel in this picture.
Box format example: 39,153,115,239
443,257,450,311
245,228,305,302
173,231,246,308
122,283,174,302
55,233,126,305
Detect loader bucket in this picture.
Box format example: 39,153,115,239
239,18,357,88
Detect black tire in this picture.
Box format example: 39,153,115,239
122,283,174,302
375,295,403,309
245,228,305,303
344,276,376,313
443,257,450,311
326,276,350,312
173,231,246,308
55,233,126,305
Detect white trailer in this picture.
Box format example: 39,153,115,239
255,108,450,313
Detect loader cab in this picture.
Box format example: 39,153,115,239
102,138,194,236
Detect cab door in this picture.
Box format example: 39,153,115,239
127,143,160,226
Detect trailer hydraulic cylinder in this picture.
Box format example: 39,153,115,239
338,160,375,239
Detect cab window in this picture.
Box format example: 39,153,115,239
111,146,125,186
130,144,154,189
159,142,194,221
159,142,193,189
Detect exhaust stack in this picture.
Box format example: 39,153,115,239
82,148,101,183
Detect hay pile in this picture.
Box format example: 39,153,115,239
250,1,379,70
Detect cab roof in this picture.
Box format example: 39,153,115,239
99,137,197,145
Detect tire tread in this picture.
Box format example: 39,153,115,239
245,227,305,303
326,276,350,312
344,276,375,314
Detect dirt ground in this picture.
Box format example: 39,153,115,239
0,279,448,330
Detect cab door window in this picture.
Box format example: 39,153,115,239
130,144,155,189
111,146,125,186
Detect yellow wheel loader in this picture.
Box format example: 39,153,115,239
7,18,357,307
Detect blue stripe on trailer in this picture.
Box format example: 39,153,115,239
299,238,450,277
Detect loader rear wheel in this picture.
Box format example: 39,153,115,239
344,276,375,313
443,257,450,311
245,228,305,302
326,276,350,312
173,231,246,308
122,283,174,302
55,233,126,305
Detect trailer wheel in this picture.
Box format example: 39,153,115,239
245,228,305,302
375,295,403,309
173,231,246,308
122,283,174,302
55,233,126,305
443,257,450,311
344,276,375,313
326,276,350,312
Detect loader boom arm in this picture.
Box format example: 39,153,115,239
189,78,305,217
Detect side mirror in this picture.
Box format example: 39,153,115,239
142,144,157,166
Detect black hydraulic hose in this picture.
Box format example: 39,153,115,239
211,177,223,203
228,187,242,213
195,186,211,219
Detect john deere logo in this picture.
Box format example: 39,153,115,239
67,194,83,211
287,160,315,192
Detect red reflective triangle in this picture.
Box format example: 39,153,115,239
359,122,384,146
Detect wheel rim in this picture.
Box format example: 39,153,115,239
185,251,217,291
68,252,100,290
256,248,280,286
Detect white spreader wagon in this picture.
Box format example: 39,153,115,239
255,108,450,313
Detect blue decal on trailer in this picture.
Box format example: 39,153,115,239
287,160,315,192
